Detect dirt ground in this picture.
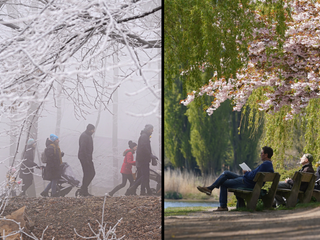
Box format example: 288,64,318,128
165,206,320,239
2,195,161,239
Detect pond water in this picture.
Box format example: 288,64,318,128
164,200,219,209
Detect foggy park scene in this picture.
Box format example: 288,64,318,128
0,0,162,239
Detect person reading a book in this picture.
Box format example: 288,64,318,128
197,146,274,211
274,153,314,206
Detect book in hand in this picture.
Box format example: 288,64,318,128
239,162,251,171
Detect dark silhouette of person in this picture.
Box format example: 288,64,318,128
78,124,95,196
41,134,64,197
19,138,39,196
125,124,158,196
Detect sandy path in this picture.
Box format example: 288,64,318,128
165,206,320,239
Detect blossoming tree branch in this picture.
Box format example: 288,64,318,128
181,0,320,120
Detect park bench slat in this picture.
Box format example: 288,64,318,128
253,172,277,182
312,188,320,201
228,172,280,211
276,171,316,208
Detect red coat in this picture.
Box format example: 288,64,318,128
120,149,136,174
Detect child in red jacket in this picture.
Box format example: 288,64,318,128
106,141,137,196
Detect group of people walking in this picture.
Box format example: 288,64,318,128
18,123,158,197
107,124,158,196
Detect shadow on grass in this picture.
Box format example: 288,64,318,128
231,200,320,212
165,206,212,217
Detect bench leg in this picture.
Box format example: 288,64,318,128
286,195,298,208
236,197,246,208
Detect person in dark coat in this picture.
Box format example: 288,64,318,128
78,124,95,197
314,160,320,190
41,134,63,197
106,141,137,197
19,138,39,196
125,124,158,196
275,153,315,206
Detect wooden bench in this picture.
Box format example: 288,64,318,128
313,188,320,201
228,172,280,211
312,181,320,201
276,172,316,208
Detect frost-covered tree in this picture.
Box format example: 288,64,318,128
0,0,161,165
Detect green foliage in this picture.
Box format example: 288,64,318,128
276,167,300,181
165,191,183,200
164,0,299,174
303,99,320,162
187,97,232,174
164,75,265,174
165,0,288,91
164,77,197,170
276,201,320,211
230,104,264,170
227,194,237,207
260,99,320,170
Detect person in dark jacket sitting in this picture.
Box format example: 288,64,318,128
197,146,274,211
315,160,320,190
78,124,95,197
19,138,40,196
41,134,64,197
106,141,137,197
274,153,315,206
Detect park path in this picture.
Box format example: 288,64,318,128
165,206,320,239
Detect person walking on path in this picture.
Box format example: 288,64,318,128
78,124,95,197
197,146,274,211
41,134,64,197
125,124,158,196
106,141,137,196
19,138,40,196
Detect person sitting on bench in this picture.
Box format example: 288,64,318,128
274,153,315,206
315,160,320,190
197,146,274,211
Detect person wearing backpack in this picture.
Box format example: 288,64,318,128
41,134,64,197
106,141,137,197
19,138,40,196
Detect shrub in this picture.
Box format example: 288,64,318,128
165,191,182,199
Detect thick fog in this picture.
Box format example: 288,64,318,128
0,0,161,197
0,72,161,196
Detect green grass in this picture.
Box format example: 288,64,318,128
164,206,212,217
276,201,320,210
165,201,320,216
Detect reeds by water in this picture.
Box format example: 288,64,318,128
164,168,219,199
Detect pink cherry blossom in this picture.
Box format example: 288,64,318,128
182,0,320,120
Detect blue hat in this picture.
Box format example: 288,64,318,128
27,138,35,146
50,134,59,142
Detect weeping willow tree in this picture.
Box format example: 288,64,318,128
170,0,320,170
165,0,288,88
262,98,320,170
164,0,289,172
164,76,197,170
